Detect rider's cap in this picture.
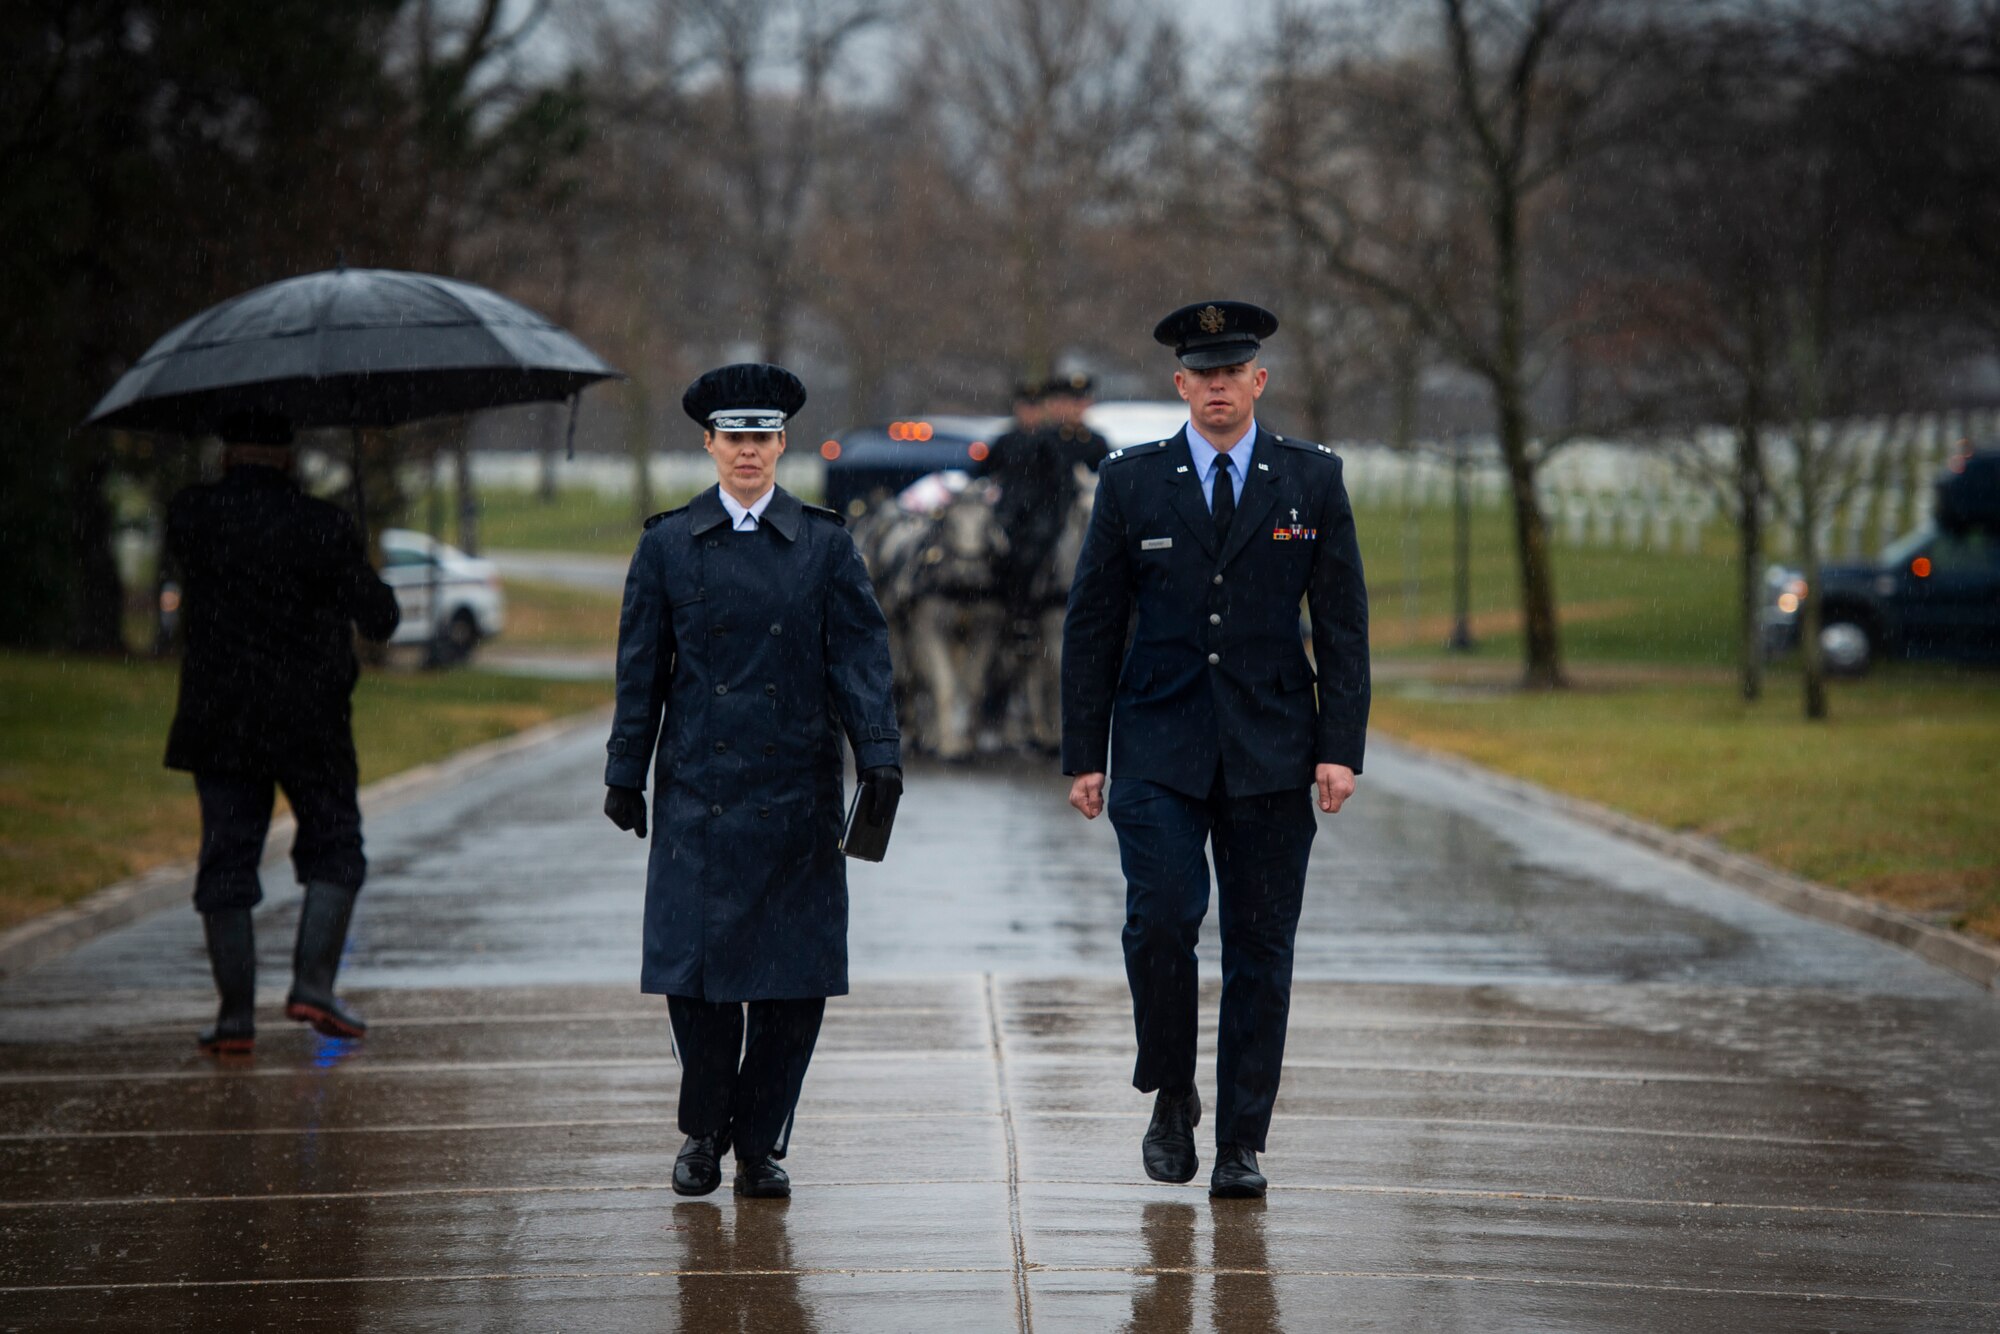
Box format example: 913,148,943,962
682,363,807,433
1044,370,1096,398
1012,377,1046,404
1152,301,1279,370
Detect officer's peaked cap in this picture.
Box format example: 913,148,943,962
215,409,295,446
1045,370,1097,398
1012,377,1045,403
682,363,807,432
1153,301,1279,370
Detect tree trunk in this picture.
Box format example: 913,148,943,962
537,409,560,505
1014,207,1051,382
1734,414,1765,704
1495,379,1564,688
627,380,654,525
453,430,479,556
67,441,125,654
1488,169,1563,689
757,244,788,365
1792,416,1828,721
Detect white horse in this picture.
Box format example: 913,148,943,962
858,475,1010,761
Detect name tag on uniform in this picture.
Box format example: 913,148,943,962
1140,538,1173,551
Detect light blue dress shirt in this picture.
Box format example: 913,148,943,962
1185,418,1258,511
718,486,776,531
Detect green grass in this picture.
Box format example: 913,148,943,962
475,487,660,556
500,578,623,651
0,653,610,932
1371,665,2000,940
1353,501,1737,665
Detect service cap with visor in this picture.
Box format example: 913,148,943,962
1152,301,1279,370
681,363,808,434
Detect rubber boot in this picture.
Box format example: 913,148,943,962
285,881,367,1038
197,908,256,1055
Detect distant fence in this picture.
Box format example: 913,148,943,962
454,405,1999,561
1333,408,2000,558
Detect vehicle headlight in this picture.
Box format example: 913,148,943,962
1776,592,1799,615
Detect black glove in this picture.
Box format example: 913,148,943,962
859,765,902,825
604,785,648,838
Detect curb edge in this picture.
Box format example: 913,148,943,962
0,705,612,982
1372,735,2000,992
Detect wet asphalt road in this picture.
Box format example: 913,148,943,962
1,722,1996,1331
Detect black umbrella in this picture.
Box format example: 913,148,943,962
85,265,619,436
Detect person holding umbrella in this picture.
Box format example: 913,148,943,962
602,363,902,1200
163,410,401,1054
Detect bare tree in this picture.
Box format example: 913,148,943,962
1252,0,1666,689
670,0,886,365
917,0,1181,382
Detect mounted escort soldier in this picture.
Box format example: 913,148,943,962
602,363,902,1200
1061,301,1371,1199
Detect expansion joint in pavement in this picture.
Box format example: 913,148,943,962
982,972,1034,1332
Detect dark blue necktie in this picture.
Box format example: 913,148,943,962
1212,452,1236,540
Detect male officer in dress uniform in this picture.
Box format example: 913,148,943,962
603,363,901,1200
1061,301,1370,1198
164,410,401,1054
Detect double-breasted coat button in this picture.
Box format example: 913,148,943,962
758,807,771,819
764,743,777,755
709,804,723,816
1209,613,1221,625
714,741,727,753
769,624,783,636
764,683,777,696
714,684,728,696
1212,573,1223,585
705,540,719,549
1207,652,1220,664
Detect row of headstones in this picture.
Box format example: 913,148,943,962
1336,410,1998,557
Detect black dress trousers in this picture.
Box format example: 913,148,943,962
1109,769,1315,1152
667,995,826,1162
193,753,365,914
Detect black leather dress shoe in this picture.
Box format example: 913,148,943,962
1142,1087,1202,1184
734,1155,791,1199
1209,1142,1267,1199
673,1133,727,1196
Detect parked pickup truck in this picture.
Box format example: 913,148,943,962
1763,450,2000,675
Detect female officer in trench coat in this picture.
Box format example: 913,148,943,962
602,363,901,1199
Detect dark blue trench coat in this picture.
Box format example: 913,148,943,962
605,485,900,1000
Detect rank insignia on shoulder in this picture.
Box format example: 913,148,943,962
1107,448,1124,461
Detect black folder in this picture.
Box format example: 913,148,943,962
841,778,896,862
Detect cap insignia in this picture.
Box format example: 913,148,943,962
1197,305,1227,335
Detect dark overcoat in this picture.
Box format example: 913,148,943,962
164,467,400,776
1061,426,1370,797
605,485,900,1001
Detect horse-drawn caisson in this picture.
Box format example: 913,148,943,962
833,396,1181,761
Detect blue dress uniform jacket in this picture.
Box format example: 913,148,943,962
1061,427,1369,797
605,485,899,1001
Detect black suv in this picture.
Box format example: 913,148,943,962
1764,450,2000,674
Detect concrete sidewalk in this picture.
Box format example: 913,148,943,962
1,729,1996,1330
